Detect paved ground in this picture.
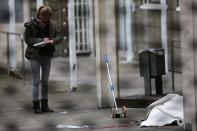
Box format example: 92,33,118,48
0,56,184,131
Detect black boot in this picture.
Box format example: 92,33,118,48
41,99,54,112
32,101,43,114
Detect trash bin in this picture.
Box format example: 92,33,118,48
139,48,166,96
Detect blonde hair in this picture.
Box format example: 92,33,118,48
37,6,53,17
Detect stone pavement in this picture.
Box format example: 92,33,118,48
0,56,184,131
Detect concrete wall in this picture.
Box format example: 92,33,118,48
181,0,197,130
131,0,181,73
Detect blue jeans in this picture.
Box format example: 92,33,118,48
30,56,51,101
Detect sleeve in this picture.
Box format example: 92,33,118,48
51,25,63,45
24,22,43,47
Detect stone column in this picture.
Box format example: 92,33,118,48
8,0,16,70
68,0,77,90
94,0,119,108
118,0,126,50
161,0,168,72
181,0,197,130
88,0,95,56
125,0,133,62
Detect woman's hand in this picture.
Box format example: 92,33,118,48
43,38,54,44
44,37,50,42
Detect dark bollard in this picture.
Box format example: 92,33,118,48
139,48,166,96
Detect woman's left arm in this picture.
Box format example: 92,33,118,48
51,25,63,45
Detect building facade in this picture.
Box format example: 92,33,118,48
0,0,196,130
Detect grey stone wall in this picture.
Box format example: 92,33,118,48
131,0,181,72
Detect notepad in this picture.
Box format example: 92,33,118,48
34,42,47,47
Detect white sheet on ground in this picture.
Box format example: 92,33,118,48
140,94,183,127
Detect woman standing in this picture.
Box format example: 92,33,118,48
24,5,63,114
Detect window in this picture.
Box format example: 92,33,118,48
150,0,160,4
140,0,163,10
143,0,160,4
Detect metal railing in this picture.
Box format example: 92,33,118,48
0,31,25,80
170,39,181,92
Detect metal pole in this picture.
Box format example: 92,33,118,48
105,56,118,109
76,0,80,52
171,40,175,92
81,0,86,51
171,39,181,92
6,33,10,76
21,34,25,80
